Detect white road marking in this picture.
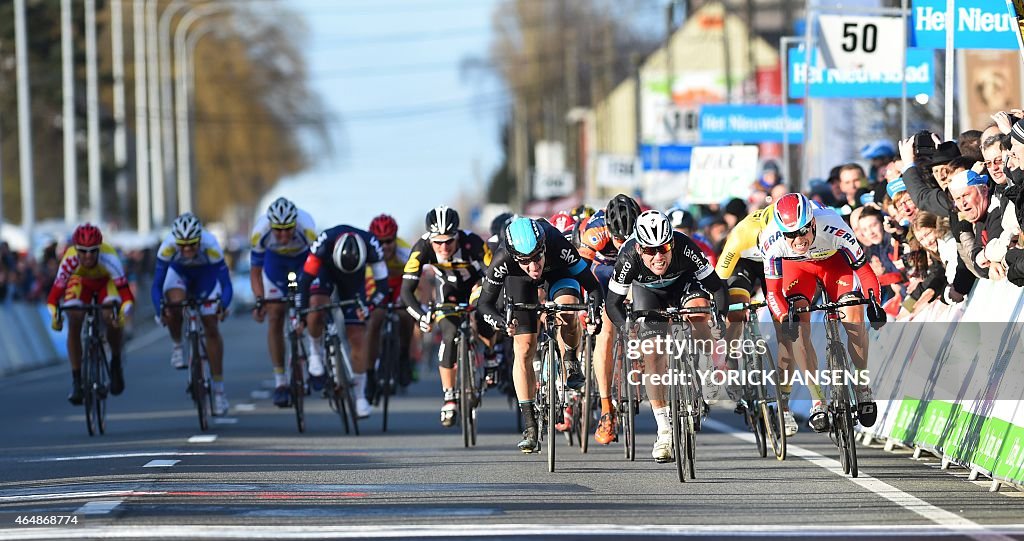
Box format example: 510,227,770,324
187,435,217,443
124,325,168,354
234,403,255,412
213,417,238,425
74,499,123,515
142,460,180,468
704,419,1016,541
250,390,271,400
23,452,205,462
0,490,164,503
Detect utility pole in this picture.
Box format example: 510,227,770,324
14,0,34,251
134,0,152,233
147,0,166,225
62,0,78,226
86,0,102,223
112,0,129,224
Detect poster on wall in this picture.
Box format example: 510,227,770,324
685,146,760,204
960,50,1023,132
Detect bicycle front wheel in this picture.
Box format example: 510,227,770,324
190,333,208,432
547,342,558,472
580,333,594,454
755,337,787,461
289,332,305,434
459,337,472,448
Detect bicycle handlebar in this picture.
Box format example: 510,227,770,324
727,301,767,312
162,296,222,310
792,297,870,314
506,301,589,313
58,301,121,315
299,298,367,316
634,305,714,319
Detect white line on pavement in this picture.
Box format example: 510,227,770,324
213,417,238,425
234,403,256,412
142,460,180,468
74,499,123,515
124,325,168,354
23,452,205,462
187,435,217,443
703,419,1016,541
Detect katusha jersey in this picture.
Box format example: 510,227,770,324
758,207,866,279
47,243,135,306
249,208,318,266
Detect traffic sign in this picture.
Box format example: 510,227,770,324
818,15,906,72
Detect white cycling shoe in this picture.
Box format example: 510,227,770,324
652,430,674,463
170,346,186,370
783,409,798,437
356,397,373,419
213,392,230,416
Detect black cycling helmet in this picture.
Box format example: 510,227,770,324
425,206,459,238
490,212,514,237
605,194,641,239
332,232,367,274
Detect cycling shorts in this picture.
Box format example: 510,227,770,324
781,253,862,305
162,266,223,316
62,275,121,306
260,250,309,300
726,258,766,302
630,277,712,340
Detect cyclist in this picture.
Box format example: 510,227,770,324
760,193,886,432
295,225,389,418
577,194,640,445
486,212,515,253
478,217,604,453
401,206,493,428
666,206,718,266
47,224,133,404
606,210,728,462
549,211,577,243
365,214,415,394
153,213,234,415
249,197,319,408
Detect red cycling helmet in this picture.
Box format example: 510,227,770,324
369,214,399,239
549,212,576,234
72,223,103,247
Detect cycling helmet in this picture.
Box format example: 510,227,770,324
267,197,298,229
634,210,674,248
665,207,695,230
369,214,398,239
605,194,641,239
549,212,576,234
425,206,459,238
171,213,202,244
569,204,595,220
504,217,545,260
490,212,514,237
773,193,814,233
332,232,367,274
72,223,103,247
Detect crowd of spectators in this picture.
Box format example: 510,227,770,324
676,108,1024,320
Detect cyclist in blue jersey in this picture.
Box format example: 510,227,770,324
153,213,233,415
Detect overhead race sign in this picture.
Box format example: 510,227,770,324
699,105,805,144
685,146,759,204
788,46,933,98
914,0,1019,50
819,15,906,72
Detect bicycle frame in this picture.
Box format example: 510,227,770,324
163,296,220,431
300,297,364,435
428,302,481,448
59,299,117,437
728,301,787,461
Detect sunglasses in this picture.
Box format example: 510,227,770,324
984,156,1005,169
175,238,201,246
379,237,396,245
639,244,671,256
76,246,99,255
270,224,296,231
431,238,455,246
514,252,544,264
783,225,813,239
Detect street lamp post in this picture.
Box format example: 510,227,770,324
61,0,77,226
14,0,35,252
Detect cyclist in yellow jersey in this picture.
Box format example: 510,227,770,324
365,214,416,394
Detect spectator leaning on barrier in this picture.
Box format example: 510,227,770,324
981,126,1011,188
949,170,1006,280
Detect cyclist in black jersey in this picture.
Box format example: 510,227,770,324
295,225,389,419
478,217,604,453
401,206,494,428
606,210,728,463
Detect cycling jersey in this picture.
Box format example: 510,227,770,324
759,206,880,319
716,204,774,280
401,230,490,320
297,225,389,314
151,231,233,312
47,244,135,307
576,210,619,266
478,220,603,333
605,231,726,329
249,209,318,267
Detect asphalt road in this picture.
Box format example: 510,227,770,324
0,316,1022,540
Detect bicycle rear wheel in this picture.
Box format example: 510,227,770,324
682,351,699,479
621,340,637,461
377,317,399,432
94,342,110,435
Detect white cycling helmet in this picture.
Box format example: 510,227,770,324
171,213,202,244
634,210,674,247
267,197,298,229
